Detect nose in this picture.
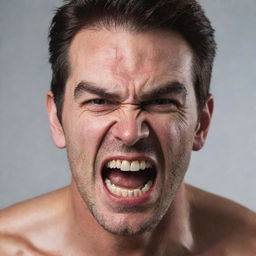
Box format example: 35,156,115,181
111,107,150,146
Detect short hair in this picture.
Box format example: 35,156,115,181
49,0,216,122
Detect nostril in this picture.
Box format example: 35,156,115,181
111,118,150,146
111,111,150,146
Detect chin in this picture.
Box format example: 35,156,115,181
84,193,172,237
90,208,163,236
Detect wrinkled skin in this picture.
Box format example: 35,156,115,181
50,28,202,235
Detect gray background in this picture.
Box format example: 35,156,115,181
0,1,255,210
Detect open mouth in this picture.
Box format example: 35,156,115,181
102,159,157,198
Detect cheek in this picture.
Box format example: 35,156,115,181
152,115,195,156
65,114,115,156
64,116,115,184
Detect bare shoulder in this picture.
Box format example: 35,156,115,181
0,187,69,233
0,233,56,256
0,187,69,255
186,184,256,255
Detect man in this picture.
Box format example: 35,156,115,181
0,0,255,255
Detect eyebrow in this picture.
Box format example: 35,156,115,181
140,81,187,101
74,80,187,102
74,81,122,101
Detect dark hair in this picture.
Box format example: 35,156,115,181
49,0,216,122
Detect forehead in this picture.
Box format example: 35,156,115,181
67,27,193,94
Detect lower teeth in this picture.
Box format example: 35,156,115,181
105,179,153,197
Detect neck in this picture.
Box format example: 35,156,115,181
66,180,193,256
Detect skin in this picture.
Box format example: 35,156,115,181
0,28,255,256
60,28,199,237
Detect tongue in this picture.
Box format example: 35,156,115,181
106,169,149,189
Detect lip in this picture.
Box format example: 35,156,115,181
99,155,161,207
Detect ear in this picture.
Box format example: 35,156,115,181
46,91,66,149
193,94,214,151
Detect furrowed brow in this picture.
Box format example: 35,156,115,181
141,81,187,101
74,81,121,101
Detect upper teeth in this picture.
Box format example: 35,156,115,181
106,160,152,172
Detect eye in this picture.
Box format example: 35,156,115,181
90,99,108,105
141,98,180,112
148,99,173,105
82,98,118,112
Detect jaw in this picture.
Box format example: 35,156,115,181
72,156,166,236
69,146,190,237
69,178,192,256
69,158,190,242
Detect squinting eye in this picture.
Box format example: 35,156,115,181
142,98,180,112
90,99,107,105
149,99,173,105
82,98,118,113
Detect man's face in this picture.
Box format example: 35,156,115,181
55,28,200,235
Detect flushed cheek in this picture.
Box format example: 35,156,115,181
66,115,119,184
152,116,195,187
156,121,193,202
66,113,114,152
154,119,183,153
65,116,115,200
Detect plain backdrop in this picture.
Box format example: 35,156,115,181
0,0,255,210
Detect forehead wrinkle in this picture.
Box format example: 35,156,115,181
68,28,194,105
108,46,191,100
108,31,170,81
108,48,171,101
